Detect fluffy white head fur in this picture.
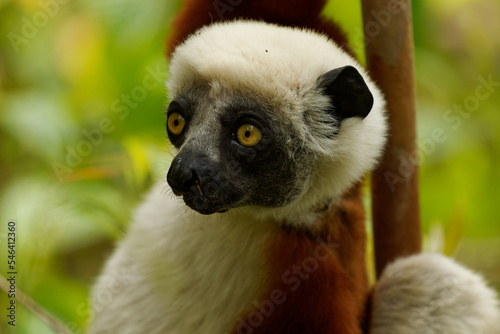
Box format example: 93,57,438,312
167,20,387,226
372,253,500,334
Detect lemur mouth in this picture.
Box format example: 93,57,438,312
183,193,217,215
181,191,232,215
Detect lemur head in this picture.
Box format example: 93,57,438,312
166,20,387,225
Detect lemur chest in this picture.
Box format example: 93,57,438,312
138,205,366,334
133,212,273,333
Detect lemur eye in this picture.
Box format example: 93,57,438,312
236,124,262,147
167,112,186,136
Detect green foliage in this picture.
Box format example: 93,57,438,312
0,0,499,332
0,0,180,332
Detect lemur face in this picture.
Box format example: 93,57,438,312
166,86,312,214
165,21,387,220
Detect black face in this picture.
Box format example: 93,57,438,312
165,93,305,215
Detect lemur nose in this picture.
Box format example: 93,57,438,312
167,155,203,197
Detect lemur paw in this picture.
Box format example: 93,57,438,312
371,253,500,334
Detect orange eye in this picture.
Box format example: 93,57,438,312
236,124,262,147
167,112,186,136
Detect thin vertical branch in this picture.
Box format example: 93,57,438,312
361,0,422,278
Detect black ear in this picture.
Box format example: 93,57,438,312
317,65,374,120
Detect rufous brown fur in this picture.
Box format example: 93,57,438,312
167,0,353,57
231,185,369,334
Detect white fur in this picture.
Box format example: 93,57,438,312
89,183,277,334
168,20,387,228
91,21,500,334
91,21,387,333
371,253,500,334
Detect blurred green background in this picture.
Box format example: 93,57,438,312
0,0,499,333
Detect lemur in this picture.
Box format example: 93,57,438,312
89,1,500,333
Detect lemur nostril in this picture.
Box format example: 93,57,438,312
191,173,203,196
185,170,203,196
